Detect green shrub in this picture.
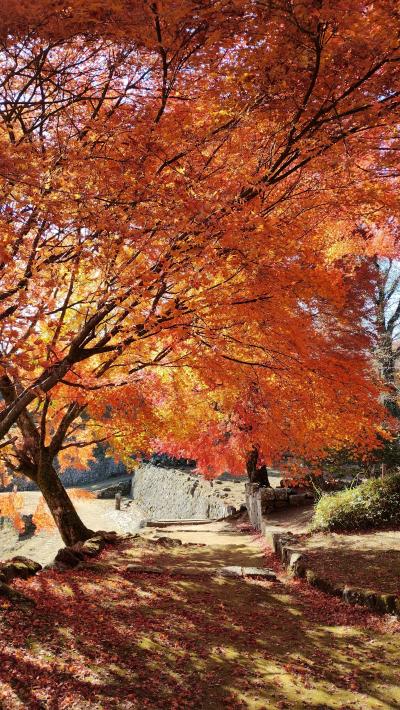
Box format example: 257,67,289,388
311,473,400,532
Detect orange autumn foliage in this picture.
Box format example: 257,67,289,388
0,0,398,440
0,0,397,540
32,497,56,532
0,492,25,532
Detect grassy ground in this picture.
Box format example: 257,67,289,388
1,522,399,709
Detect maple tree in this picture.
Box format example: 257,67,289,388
0,0,398,542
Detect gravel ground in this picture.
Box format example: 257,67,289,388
0,484,143,566
0,471,248,566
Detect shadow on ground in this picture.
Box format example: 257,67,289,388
0,534,399,709
301,548,400,597
300,530,400,597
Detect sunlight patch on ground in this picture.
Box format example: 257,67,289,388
1,527,399,708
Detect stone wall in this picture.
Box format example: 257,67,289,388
245,484,265,533
131,464,235,521
245,482,313,531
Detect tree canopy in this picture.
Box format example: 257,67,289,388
0,0,398,540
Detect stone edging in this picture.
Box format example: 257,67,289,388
271,531,400,617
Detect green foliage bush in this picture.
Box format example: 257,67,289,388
311,473,400,532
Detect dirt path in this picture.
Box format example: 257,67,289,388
1,520,399,709
147,518,265,548
262,504,315,535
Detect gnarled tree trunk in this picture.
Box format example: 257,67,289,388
0,374,94,546
37,463,93,546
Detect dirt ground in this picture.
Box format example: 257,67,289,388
146,519,267,562
1,520,399,709
263,504,315,535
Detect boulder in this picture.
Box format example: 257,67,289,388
242,567,277,580
55,531,118,565
0,562,19,583
274,488,289,501
281,544,304,566
95,530,120,543
11,556,42,574
219,566,277,580
287,552,306,577
78,540,102,557
219,566,242,578
154,536,183,548
0,556,42,582
78,533,112,554
343,585,367,606
374,593,398,615
271,531,299,559
126,564,164,575
0,581,36,607
342,587,397,614
54,546,85,568
260,488,275,501
170,568,208,578
305,570,341,596
96,480,131,499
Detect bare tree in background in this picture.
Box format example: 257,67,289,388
374,257,400,418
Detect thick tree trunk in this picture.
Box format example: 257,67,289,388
246,447,271,487
246,446,259,481
37,464,93,546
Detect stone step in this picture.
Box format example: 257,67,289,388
219,566,277,580
145,519,217,527
124,563,277,581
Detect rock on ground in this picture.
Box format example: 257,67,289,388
95,480,132,499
